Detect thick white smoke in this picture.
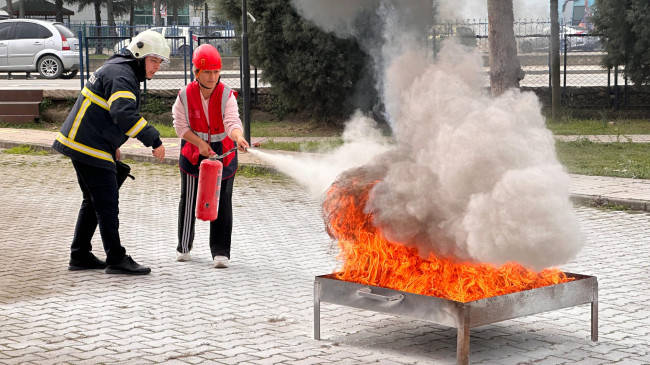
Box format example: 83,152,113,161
251,0,584,270
439,0,550,20
367,41,583,269
248,114,392,197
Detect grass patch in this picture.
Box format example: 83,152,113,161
250,117,343,137
2,145,49,156
555,139,650,178
150,122,177,138
236,164,284,179
259,138,343,152
547,118,650,135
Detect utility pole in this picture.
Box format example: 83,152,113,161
241,0,251,144
550,0,561,116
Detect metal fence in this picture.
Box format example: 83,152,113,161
431,19,642,109
77,26,261,105
72,21,642,110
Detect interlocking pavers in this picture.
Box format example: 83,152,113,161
1,152,650,364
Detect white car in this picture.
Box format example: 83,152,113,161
114,26,199,57
205,29,235,56
0,19,80,79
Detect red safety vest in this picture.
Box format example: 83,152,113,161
178,81,238,178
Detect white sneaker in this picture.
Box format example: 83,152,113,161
213,256,229,268
176,251,191,262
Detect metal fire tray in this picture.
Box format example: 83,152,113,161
314,273,597,365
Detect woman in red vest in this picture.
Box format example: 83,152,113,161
172,44,250,268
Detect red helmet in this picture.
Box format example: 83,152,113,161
192,44,222,70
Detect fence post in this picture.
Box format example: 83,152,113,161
78,30,84,91
562,33,567,101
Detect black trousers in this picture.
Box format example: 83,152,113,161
70,160,126,265
177,172,234,259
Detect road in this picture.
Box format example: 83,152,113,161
0,70,268,91
0,151,649,364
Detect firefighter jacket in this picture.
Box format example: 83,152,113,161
178,81,238,179
52,55,162,173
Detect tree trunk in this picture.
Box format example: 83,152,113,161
204,2,209,26
18,0,25,18
129,0,135,35
6,0,13,18
550,0,561,116
487,0,523,96
94,0,103,54
154,0,162,26
107,0,116,37
55,0,63,22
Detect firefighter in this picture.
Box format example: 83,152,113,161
172,44,249,268
52,30,170,275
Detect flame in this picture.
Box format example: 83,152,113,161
323,176,572,303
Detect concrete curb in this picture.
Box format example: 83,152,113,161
0,139,278,173
571,194,649,212
3,139,650,213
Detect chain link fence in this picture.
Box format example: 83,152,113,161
71,21,646,111
430,19,645,110
76,25,262,106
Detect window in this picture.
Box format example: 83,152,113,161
15,22,52,39
0,23,12,40
53,23,75,39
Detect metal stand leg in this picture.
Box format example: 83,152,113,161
591,281,598,342
314,281,321,340
457,307,470,365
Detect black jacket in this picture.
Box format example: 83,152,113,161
52,54,162,172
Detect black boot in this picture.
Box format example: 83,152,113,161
105,255,151,275
68,252,107,271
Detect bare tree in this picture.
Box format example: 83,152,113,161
55,0,63,22
106,0,117,37
154,0,162,26
18,0,25,18
550,0,561,115
486,0,523,96
6,0,14,18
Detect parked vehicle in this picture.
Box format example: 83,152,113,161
0,19,79,79
517,25,601,53
204,29,235,55
114,26,199,57
430,25,478,49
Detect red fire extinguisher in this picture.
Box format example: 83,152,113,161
196,158,223,221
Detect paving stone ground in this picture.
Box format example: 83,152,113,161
0,152,649,365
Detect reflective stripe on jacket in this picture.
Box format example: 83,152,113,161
178,81,238,179
52,55,161,172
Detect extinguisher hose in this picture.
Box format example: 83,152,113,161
208,142,238,161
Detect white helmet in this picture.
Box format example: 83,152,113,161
126,29,171,63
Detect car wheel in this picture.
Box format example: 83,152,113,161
60,69,78,80
179,45,189,58
38,55,63,79
520,41,533,54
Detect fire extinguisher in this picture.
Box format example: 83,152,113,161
196,158,223,221
195,144,238,222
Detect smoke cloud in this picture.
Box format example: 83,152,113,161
439,0,550,20
366,41,583,270
248,114,392,197
251,0,584,270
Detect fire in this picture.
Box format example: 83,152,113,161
323,174,572,303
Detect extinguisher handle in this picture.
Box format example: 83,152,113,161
209,142,238,161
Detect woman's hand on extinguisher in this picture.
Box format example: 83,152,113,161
231,130,249,152
152,144,165,162
198,140,214,157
